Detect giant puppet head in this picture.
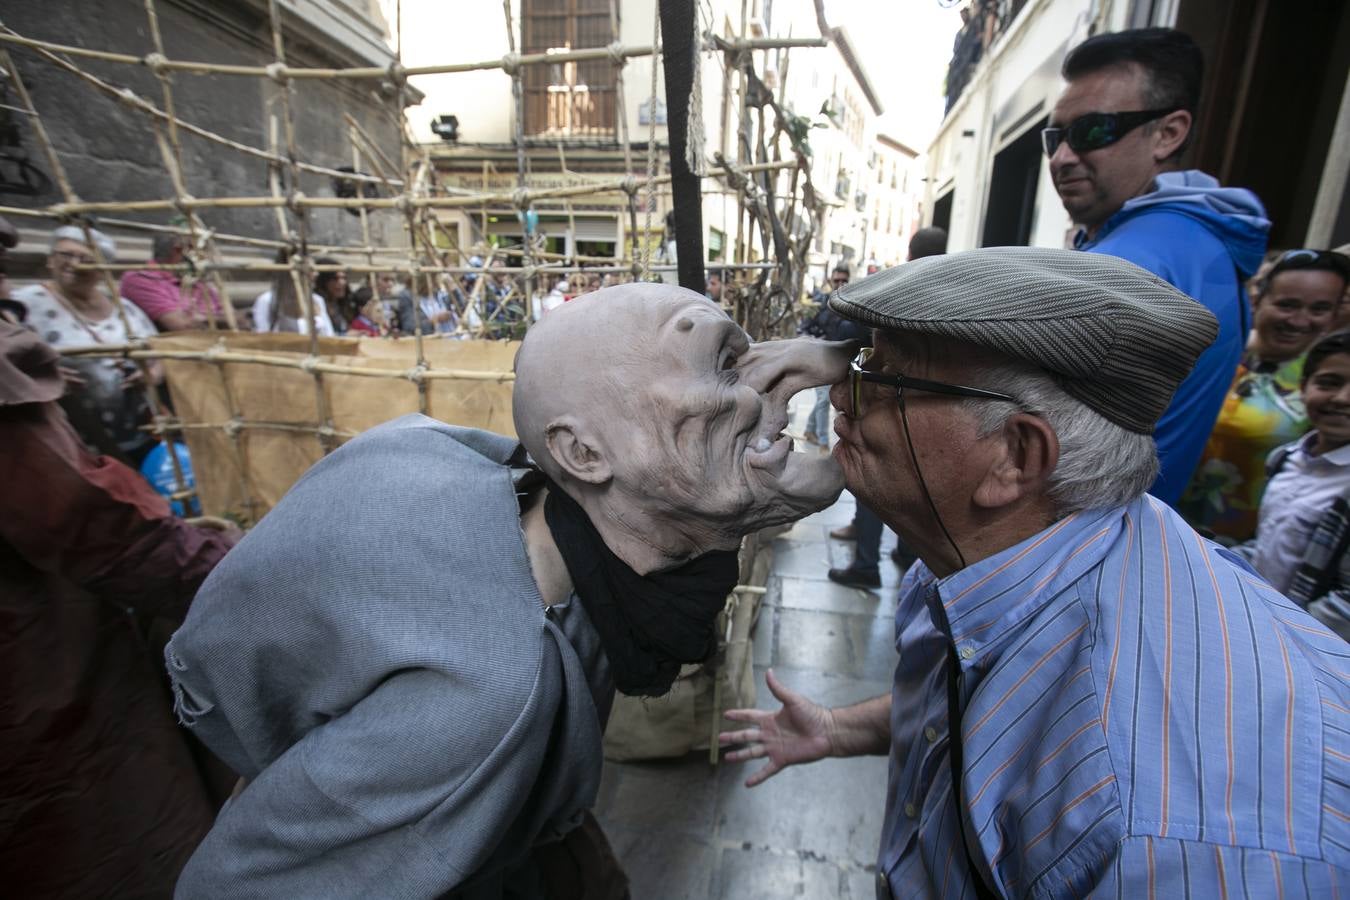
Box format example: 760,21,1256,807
513,282,853,577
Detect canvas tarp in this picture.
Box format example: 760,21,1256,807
154,331,517,523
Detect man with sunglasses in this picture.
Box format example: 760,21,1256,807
1047,28,1270,506
722,248,1350,897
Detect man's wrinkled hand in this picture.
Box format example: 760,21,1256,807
718,668,836,787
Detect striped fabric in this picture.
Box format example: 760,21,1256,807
878,495,1350,898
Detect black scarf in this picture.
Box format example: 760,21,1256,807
543,480,740,697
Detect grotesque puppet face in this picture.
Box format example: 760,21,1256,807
514,283,853,573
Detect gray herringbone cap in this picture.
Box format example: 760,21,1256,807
827,246,1219,435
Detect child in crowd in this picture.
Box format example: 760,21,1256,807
1244,329,1350,640
345,286,386,337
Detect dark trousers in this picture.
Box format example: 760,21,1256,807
853,498,883,577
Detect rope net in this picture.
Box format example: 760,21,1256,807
0,4,829,524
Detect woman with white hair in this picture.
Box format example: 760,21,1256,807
11,224,161,463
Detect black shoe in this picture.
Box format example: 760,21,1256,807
827,567,881,589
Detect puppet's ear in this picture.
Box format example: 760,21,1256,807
544,419,613,485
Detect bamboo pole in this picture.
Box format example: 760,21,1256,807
0,29,824,80
60,343,516,382
141,0,239,332
0,46,195,505
1,27,400,189
40,159,799,216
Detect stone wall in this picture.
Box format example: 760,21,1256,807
3,0,410,250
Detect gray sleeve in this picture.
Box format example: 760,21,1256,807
176,666,558,900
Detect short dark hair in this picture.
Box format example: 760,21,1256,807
1303,329,1350,383
1062,28,1203,155
908,227,948,260
151,233,182,263
832,265,851,277
1260,249,1350,299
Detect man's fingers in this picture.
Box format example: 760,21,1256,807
717,726,761,746
722,745,764,763
721,708,769,725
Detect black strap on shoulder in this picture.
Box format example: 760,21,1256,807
945,642,1001,900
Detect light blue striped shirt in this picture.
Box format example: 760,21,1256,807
879,494,1350,897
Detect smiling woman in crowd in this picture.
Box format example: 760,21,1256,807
1181,248,1350,539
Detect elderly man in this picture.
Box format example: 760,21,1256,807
1046,28,1269,504
165,283,853,898
120,233,223,331
722,248,1350,897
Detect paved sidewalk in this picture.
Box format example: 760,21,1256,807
594,395,907,899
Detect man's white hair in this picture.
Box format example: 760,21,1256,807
962,360,1158,516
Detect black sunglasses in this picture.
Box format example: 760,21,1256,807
1041,108,1180,157
848,348,1016,418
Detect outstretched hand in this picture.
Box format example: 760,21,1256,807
718,669,835,787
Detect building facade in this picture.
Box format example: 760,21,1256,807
3,0,410,250
401,0,888,289
923,0,1350,253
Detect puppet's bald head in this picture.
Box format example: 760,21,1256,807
513,282,852,572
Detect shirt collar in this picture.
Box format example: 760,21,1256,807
916,502,1128,659
1298,431,1350,466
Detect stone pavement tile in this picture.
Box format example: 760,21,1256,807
774,607,855,673
773,608,898,679
795,500,856,530
602,825,717,900
777,517,830,543
715,750,889,866
778,574,895,618
768,537,833,580
713,844,860,900
843,613,902,682
843,865,885,899
752,590,776,667
714,667,892,868
594,754,721,839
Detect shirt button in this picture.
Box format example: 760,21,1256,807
959,645,975,660
924,726,938,742
904,801,917,817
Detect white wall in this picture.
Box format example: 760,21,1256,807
922,0,1136,251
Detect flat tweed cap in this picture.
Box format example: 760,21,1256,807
827,246,1219,435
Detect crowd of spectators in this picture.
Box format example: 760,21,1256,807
3,20,1350,900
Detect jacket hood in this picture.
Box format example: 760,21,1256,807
1086,170,1271,278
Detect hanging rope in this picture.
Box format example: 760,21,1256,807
641,10,661,280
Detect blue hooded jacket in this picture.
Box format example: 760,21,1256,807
1076,170,1269,505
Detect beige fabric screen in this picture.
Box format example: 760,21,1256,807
156,332,518,522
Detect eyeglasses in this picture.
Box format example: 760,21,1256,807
52,249,97,266
1041,108,1180,157
848,348,1016,418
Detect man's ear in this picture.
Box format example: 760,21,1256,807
1151,109,1191,163
544,419,613,485
972,413,1059,510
